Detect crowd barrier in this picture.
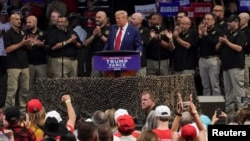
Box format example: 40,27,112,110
34,74,201,123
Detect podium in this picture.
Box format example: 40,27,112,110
93,51,141,77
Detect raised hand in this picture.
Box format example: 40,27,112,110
177,92,183,113
173,26,180,38
150,29,156,38
165,30,173,40
61,94,71,103
219,35,228,43
198,23,207,36
188,95,197,112
95,26,102,36
22,36,32,46
69,34,77,43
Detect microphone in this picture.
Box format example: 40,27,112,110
152,25,161,34
95,21,101,26
155,25,161,31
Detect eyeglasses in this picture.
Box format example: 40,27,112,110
177,16,183,18
213,9,222,12
179,23,190,25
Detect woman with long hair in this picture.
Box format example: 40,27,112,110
26,99,46,141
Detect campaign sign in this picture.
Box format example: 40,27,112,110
179,7,195,18
191,3,212,17
176,0,190,6
159,2,179,17
93,51,140,71
239,0,250,11
135,4,157,18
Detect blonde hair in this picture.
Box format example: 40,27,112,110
27,107,46,128
104,108,117,132
137,130,158,141
115,10,128,18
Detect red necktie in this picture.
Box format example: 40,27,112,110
114,27,123,51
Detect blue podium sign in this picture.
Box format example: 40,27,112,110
93,51,141,71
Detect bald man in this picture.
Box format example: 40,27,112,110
84,10,109,77
130,12,150,76
3,13,33,115
239,12,250,84
26,15,48,95
171,16,198,75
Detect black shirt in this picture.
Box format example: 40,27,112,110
46,25,58,43
3,28,28,69
48,28,81,57
198,27,220,57
88,25,110,56
27,29,47,65
221,29,246,70
214,18,228,36
173,29,198,71
241,26,250,55
138,26,149,67
146,27,171,60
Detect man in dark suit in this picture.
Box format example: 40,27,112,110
103,10,142,77
103,10,143,52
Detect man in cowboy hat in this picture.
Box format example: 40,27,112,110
42,110,68,141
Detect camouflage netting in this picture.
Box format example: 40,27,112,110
33,74,201,123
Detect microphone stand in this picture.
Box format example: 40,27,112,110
156,38,161,76
60,28,65,95
61,28,65,79
155,26,161,76
61,46,64,79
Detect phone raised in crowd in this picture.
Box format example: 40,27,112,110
216,108,222,118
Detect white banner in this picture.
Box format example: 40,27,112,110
135,4,157,18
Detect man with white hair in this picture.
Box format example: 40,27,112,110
239,12,250,84
130,12,149,76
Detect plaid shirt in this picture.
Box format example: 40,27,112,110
7,124,36,141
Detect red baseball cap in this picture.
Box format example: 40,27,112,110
117,115,135,133
181,124,197,140
27,99,43,113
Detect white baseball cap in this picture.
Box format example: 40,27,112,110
45,110,62,122
155,105,171,117
114,108,129,122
